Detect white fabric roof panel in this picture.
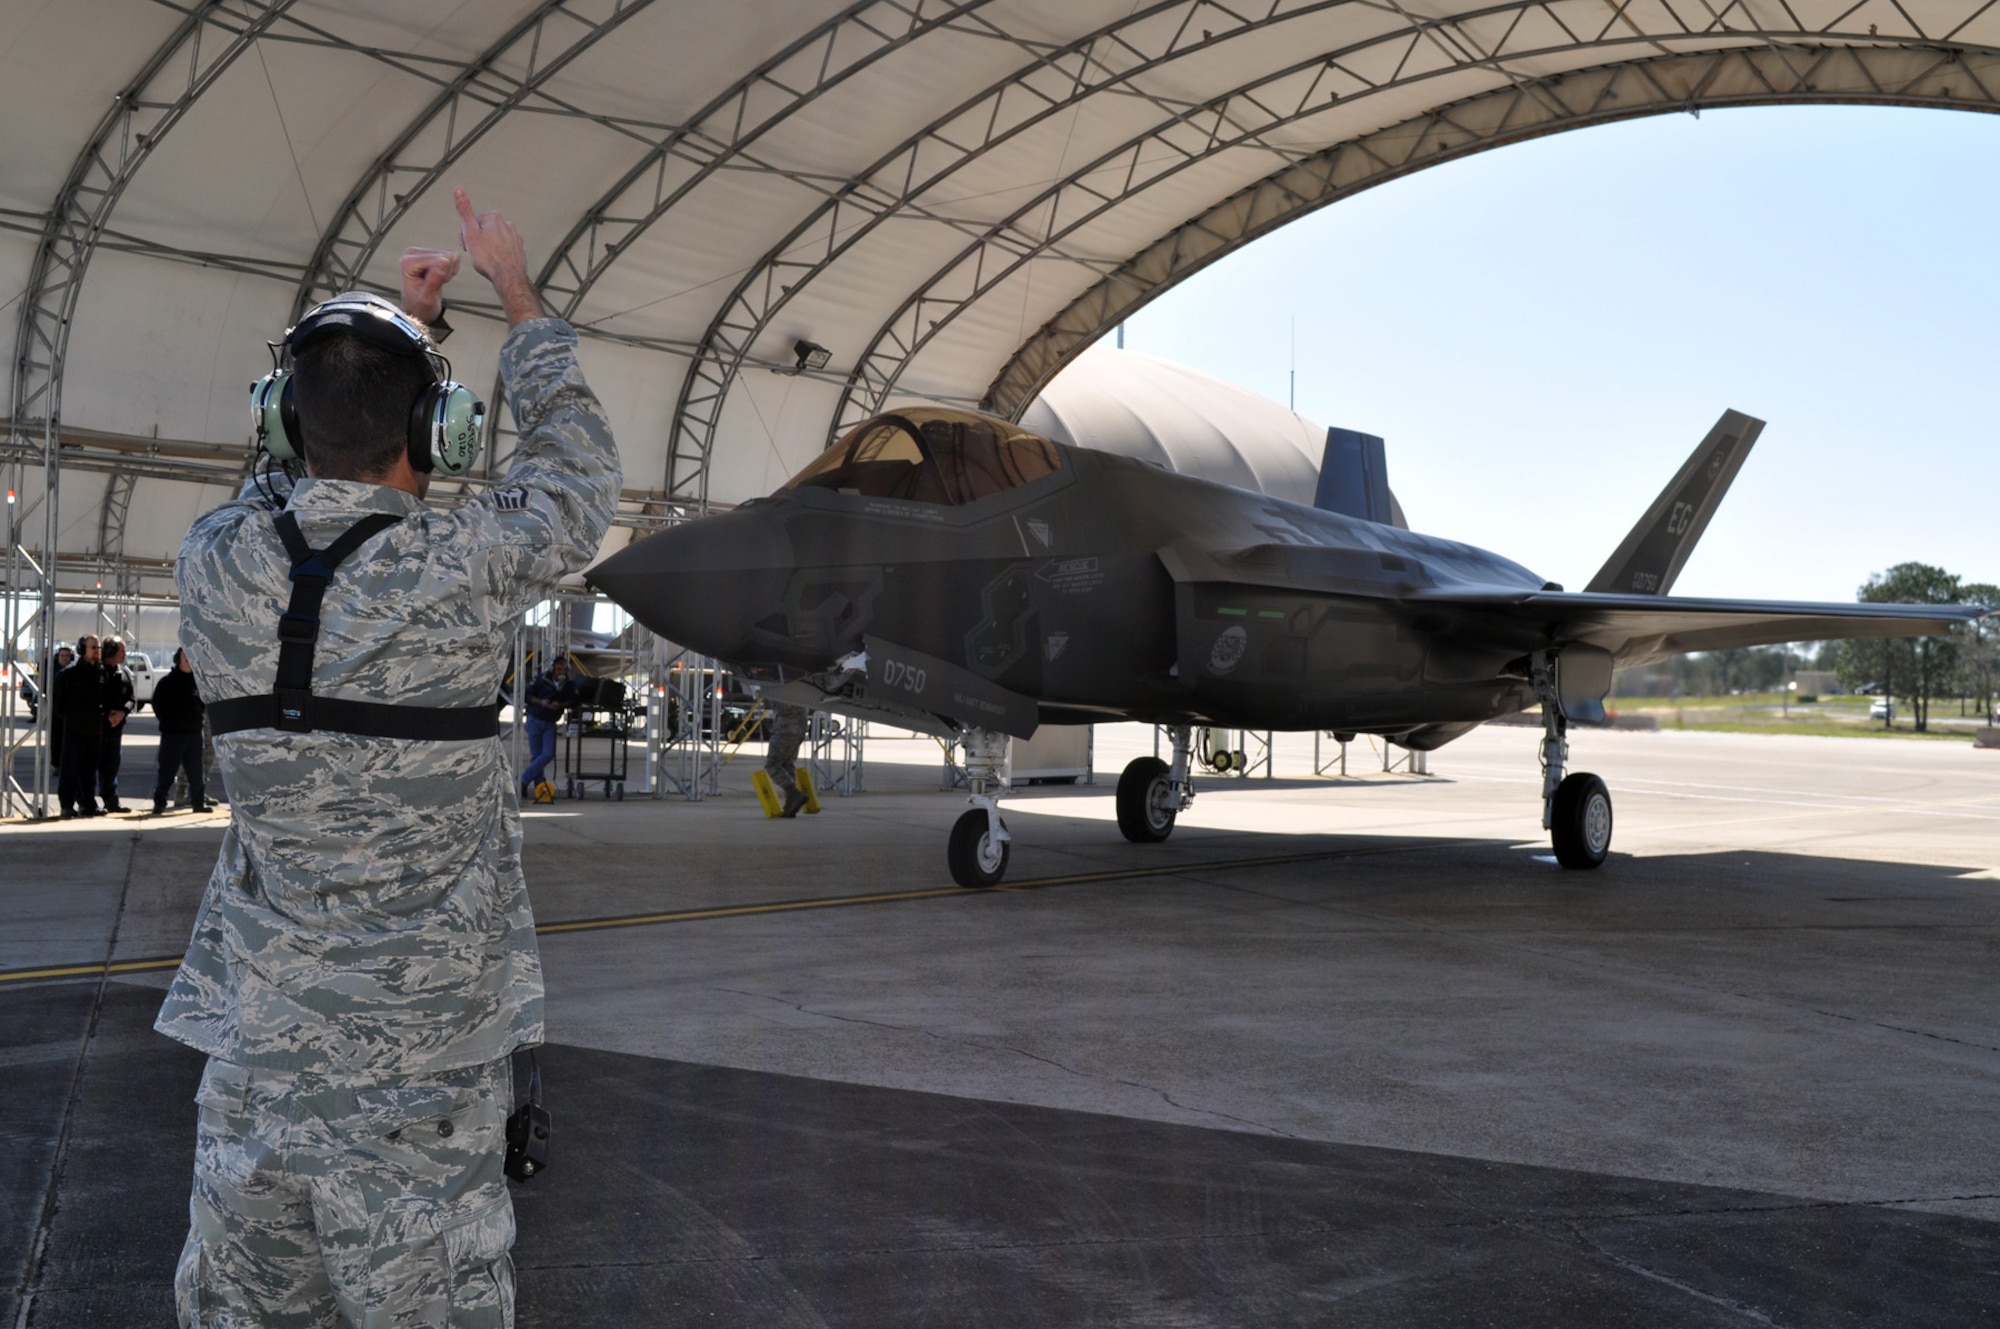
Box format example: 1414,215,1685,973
1020,347,1330,507
4,0,1995,592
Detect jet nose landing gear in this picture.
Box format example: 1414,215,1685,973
1533,649,1612,869
1116,725,1196,843
949,728,1014,887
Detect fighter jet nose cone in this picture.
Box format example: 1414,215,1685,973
587,507,793,663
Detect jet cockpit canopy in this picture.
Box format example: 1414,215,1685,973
782,408,1062,506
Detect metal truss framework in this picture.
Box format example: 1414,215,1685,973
493,0,1008,498
3,0,301,817
291,0,659,318
661,0,2000,501
9,3,2000,820
661,0,1312,508
980,39,2000,420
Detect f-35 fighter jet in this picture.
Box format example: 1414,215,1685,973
588,406,1982,886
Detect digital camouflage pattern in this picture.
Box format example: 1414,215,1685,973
157,317,621,1077
175,1055,514,1328
761,701,809,797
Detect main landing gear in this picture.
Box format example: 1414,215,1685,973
1116,725,1196,843
1533,650,1612,868
948,727,1013,887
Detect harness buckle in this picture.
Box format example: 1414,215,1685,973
277,611,319,645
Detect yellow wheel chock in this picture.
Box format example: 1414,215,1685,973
751,769,783,818
796,767,821,814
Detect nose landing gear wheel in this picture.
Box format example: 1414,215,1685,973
1116,756,1177,843
948,808,1010,887
1551,772,1612,869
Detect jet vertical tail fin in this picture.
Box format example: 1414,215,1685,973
1585,409,1763,595
1314,427,1394,525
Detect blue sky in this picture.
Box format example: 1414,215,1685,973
1114,105,1998,604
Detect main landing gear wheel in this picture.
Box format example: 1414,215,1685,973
1551,772,1612,869
1116,756,1177,843
948,808,1010,887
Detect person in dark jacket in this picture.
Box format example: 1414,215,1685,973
151,649,207,814
48,644,74,768
98,637,136,812
54,635,104,818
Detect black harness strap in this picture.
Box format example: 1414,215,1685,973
207,510,500,742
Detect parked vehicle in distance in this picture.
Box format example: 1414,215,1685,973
1868,697,1894,722
125,651,166,710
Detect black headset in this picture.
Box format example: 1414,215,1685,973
250,292,484,477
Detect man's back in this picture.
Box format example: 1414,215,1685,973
158,318,620,1077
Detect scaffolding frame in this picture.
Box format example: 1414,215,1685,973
807,710,865,798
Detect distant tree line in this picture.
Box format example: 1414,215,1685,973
1609,562,1997,733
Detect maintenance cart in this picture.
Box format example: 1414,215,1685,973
563,676,634,800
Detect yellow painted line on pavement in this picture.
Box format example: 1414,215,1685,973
0,955,187,984
0,842,1420,986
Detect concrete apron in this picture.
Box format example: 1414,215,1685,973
3,724,1997,1325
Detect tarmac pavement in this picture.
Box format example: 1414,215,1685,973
2,722,1996,1325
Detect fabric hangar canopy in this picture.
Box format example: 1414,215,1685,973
4,0,1995,597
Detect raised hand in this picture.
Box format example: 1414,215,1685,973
399,246,460,324
454,187,545,326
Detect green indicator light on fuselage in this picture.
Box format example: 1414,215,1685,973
1257,610,1285,619
1217,607,1247,616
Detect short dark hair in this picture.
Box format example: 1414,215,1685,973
291,333,436,479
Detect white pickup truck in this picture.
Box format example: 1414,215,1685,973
126,651,168,710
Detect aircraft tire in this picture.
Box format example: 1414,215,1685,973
948,808,1010,887
1116,757,1176,843
1551,772,1612,869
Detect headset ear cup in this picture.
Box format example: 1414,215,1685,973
408,383,443,473
279,375,304,461
250,369,302,462
428,382,485,477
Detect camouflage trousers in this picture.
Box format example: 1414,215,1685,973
761,703,809,795
175,1055,516,1328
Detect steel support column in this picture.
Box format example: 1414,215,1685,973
3,0,301,816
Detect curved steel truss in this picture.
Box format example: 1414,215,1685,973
979,40,2000,420
293,0,658,318
661,0,1345,507
661,0,2000,503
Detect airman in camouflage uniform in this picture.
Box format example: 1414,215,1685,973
762,701,811,817
158,191,618,1328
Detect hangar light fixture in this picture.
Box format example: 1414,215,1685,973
792,339,832,373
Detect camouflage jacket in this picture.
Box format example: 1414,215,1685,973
156,318,620,1075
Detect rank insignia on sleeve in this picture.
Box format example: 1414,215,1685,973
494,486,531,511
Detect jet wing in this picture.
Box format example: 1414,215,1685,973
1406,588,1986,667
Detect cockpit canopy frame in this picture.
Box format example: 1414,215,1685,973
783,407,1063,506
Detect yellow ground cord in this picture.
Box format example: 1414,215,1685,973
0,843,1416,987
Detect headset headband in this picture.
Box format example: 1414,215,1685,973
286,292,443,376
252,291,483,477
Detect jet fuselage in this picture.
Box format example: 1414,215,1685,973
597,440,1549,743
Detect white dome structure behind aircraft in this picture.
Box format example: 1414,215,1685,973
1023,347,1405,525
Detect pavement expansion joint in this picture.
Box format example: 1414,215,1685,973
1562,1222,1790,1327
1806,1007,2000,1054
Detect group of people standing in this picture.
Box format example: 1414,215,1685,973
49,633,207,818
